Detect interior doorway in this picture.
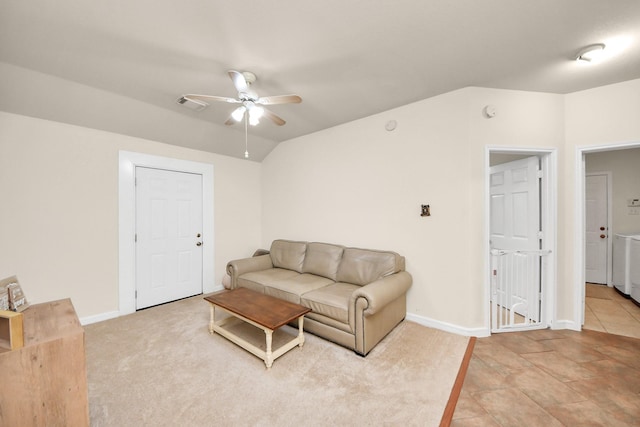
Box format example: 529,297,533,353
485,148,557,334
577,143,640,337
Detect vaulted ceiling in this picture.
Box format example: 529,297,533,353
2,1,640,160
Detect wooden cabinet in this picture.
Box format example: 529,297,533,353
0,299,89,426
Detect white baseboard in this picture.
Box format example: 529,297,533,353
405,313,581,337
551,319,581,331
406,313,490,337
80,310,120,326
79,288,226,326
208,284,225,293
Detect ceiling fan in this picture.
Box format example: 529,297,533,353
179,70,302,126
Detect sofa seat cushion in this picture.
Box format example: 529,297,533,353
238,268,299,293
301,282,359,325
264,273,333,304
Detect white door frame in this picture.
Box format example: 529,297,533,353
119,151,215,315
484,147,558,334
585,171,613,286
574,141,640,328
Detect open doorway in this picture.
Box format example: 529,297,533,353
485,148,557,334
580,144,640,338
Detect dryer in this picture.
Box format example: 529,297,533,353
630,236,640,305
613,232,640,296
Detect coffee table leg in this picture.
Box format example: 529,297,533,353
264,330,273,369
298,316,305,347
209,304,215,335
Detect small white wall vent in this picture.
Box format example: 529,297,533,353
176,96,209,111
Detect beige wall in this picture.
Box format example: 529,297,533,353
262,87,565,332
0,111,262,318
586,148,640,235
564,78,640,324
262,79,640,332
3,75,639,333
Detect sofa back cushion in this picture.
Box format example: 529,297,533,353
336,248,404,286
302,242,344,280
270,240,307,273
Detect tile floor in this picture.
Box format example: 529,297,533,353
584,283,640,339
451,285,640,426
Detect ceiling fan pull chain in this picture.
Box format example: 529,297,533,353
244,114,249,159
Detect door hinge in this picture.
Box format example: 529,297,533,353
135,233,137,242
135,290,137,298
537,169,543,178
538,231,543,239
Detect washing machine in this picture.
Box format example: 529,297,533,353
613,232,640,296
630,236,640,305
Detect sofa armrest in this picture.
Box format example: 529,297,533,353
226,254,273,289
351,271,412,316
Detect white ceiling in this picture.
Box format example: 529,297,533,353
2,1,640,161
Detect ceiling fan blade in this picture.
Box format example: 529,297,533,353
228,70,249,93
183,94,240,104
262,108,286,126
257,94,302,105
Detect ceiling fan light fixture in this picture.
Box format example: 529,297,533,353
231,106,246,122
251,105,264,118
575,43,606,63
246,104,264,126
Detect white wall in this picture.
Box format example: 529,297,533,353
586,148,640,234
0,111,262,318
262,87,565,332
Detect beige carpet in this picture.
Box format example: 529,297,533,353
85,294,469,427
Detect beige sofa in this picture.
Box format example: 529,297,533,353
226,239,412,356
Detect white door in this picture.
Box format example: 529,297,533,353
490,156,543,330
490,157,540,252
135,167,203,309
585,174,608,284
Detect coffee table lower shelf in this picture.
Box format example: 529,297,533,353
207,304,307,369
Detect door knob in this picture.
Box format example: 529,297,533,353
600,227,605,231
600,234,606,239
196,242,202,246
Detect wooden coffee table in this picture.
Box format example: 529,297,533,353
204,287,311,368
